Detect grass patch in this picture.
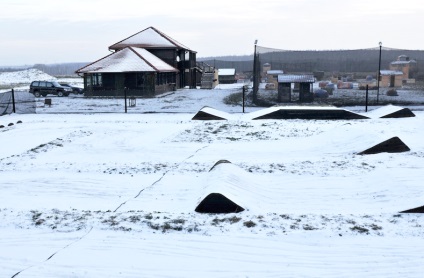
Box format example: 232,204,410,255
223,92,244,105
350,225,369,234
243,220,257,228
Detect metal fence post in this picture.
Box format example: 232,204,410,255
12,88,16,113
377,42,382,104
365,85,369,112
242,85,245,113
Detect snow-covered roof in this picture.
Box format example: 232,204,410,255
267,70,284,75
380,70,403,76
109,26,192,52
390,60,417,65
278,74,315,83
76,47,178,74
218,69,236,76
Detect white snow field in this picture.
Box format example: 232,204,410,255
1,83,424,277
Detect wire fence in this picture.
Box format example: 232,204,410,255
249,45,424,106
0,90,36,116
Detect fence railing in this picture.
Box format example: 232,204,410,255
0,89,36,115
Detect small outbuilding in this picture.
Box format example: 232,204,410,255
277,74,315,102
389,55,418,84
218,69,236,84
266,70,284,88
380,70,403,88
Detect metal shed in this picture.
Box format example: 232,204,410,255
277,74,315,102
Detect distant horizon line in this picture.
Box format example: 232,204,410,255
2,46,424,68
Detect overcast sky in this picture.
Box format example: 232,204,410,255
0,0,423,66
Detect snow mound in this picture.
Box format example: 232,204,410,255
195,161,265,213
365,104,415,118
248,106,369,120
0,68,56,85
192,106,232,120
358,136,411,155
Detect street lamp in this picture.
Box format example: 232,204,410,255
253,40,258,103
377,42,382,104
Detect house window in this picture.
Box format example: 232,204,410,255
166,72,176,84
136,73,145,87
157,73,165,85
155,73,175,85
85,75,91,87
92,73,102,86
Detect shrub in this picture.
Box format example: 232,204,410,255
386,89,398,96
350,225,369,234
243,220,257,228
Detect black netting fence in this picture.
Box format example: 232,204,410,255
0,90,36,116
248,45,424,106
198,45,424,107
254,45,424,73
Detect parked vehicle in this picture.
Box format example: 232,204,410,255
314,89,329,98
60,83,83,94
29,81,72,97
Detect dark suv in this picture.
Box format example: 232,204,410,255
29,81,72,97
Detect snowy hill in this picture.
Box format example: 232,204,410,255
0,68,56,85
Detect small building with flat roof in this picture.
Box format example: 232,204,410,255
380,70,403,88
218,68,236,84
277,74,315,102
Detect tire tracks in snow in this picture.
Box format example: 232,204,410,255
10,227,93,278
0,130,93,171
113,145,209,212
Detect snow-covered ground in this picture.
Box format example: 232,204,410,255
1,72,424,277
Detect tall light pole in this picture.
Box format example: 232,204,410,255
253,40,258,103
377,42,382,104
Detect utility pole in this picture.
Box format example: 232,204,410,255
252,40,258,104
377,42,382,104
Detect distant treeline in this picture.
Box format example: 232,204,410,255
0,63,88,76
0,66,30,73
32,63,88,76
199,49,424,77
2,48,424,78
